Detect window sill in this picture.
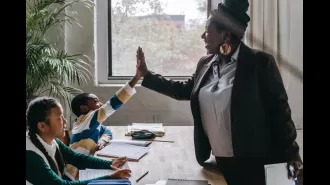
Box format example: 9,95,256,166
96,83,142,87
95,76,190,87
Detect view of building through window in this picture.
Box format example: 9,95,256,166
109,0,208,77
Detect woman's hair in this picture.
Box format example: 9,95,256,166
26,96,65,175
210,20,242,43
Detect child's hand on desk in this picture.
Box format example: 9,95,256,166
112,156,128,169
109,169,131,179
96,140,106,150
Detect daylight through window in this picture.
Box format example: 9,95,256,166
108,0,208,77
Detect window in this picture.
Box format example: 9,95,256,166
94,0,210,84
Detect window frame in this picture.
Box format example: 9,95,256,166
94,0,211,85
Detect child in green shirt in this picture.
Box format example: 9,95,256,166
26,97,131,185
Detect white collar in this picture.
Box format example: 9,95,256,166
231,43,241,62
35,134,57,159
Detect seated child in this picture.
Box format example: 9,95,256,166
65,48,143,179
69,75,140,154
26,97,131,185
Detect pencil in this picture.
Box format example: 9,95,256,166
136,171,149,183
153,139,175,143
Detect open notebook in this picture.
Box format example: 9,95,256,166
96,143,150,161
165,179,209,185
80,163,135,184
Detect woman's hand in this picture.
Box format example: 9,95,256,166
136,46,149,77
109,169,131,179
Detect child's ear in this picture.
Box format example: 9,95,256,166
37,122,46,132
79,105,89,113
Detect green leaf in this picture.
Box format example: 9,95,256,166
26,0,94,107
37,81,83,107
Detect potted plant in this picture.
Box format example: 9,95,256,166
26,0,93,109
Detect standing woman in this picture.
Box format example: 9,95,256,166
26,97,131,185
135,0,302,185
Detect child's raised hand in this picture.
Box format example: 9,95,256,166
136,46,148,77
109,169,131,179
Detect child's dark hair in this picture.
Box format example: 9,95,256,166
26,96,65,176
71,93,92,117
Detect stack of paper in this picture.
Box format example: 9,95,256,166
125,123,165,137
96,143,150,161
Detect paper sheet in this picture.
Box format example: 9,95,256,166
145,180,167,185
79,163,135,184
98,143,150,161
264,163,295,185
131,123,164,132
155,180,167,185
79,169,111,181
110,139,151,147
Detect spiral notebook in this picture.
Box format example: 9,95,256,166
165,178,209,185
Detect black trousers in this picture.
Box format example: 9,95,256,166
216,157,266,185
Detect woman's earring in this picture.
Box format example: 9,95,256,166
219,42,232,56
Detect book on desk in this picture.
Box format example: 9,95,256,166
96,125,158,161
166,179,209,185
96,142,150,162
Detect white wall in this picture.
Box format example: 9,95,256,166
279,0,303,130
63,0,303,129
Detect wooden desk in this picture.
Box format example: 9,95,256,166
95,126,226,185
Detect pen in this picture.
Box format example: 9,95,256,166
289,166,298,184
131,138,175,143
136,171,149,183
152,139,175,143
